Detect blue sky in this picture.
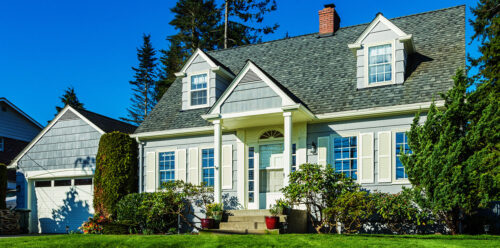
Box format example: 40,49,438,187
1,0,479,125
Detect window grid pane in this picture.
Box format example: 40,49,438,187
202,148,215,187
248,147,255,203
291,144,297,172
333,136,357,179
368,44,392,84
190,74,208,106
395,132,410,179
159,151,175,185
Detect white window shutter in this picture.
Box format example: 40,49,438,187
189,148,199,185
359,133,374,183
222,144,233,189
175,149,187,182
378,132,392,183
317,137,329,167
145,152,156,192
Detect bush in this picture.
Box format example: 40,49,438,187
372,189,434,234
116,192,180,234
102,222,137,235
0,163,6,209
79,215,108,234
94,131,138,218
281,163,359,233
324,191,375,234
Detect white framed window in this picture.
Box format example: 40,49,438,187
201,148,215,187
0,137,3,152
368,44,392,84
189,73,208,107
395,132,411,180
159,151,175,184
248,147,255,203
333,136,358,179
291,144,297,172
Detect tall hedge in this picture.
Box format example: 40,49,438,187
0,163,7,209
94,132,138,218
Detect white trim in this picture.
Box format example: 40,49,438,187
349,14,408,47
131,126,213,140
363,40,396,88
0,97,43,129
221,144,233,190
199,145,215,187
329,131,359,175
157,149,177,185
178,49,217,74
9,106,105,169
25,168,94,180
314,101,445,122
207,61,297,115
186,70,211,110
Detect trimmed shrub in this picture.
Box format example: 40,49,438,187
94,132,138,218
0,163,6,209
116,192,179,234
324,191,375,234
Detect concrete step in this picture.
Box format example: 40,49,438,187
219,221,268,230
200,229,279,235
226,209,273,216
228,215,287,223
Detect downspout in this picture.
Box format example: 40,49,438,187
136,137,143,193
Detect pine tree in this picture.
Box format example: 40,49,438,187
55,86,85,113
169,0,221,54
155,37,186,102
122,34,158,125
220,0,279,48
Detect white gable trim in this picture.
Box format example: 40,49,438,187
355,14,407,45
178,49,217,74
207,61,297,115
8,106,105,168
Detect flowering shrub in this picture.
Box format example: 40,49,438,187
79,215,108,234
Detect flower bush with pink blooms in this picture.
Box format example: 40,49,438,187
79,215,108,234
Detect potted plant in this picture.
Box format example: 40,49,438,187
200,205,214,229
266,203,282,230
208,203,223,223
276,199,291,215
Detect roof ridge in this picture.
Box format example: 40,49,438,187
75,108,137,128
207,4,465,54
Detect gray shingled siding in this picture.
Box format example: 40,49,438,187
18,112,100,173
135,6,465,134
221,70,281,113
306,114,426,193
0,101,41,142
142,133,239,207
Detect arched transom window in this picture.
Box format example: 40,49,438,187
259,130,283,140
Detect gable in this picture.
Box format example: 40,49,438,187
185,54,211,74
220,69,282,114
361,21,401,44
17,110,102,172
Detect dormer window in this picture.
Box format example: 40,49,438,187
368,44,392,84
190,73,208,106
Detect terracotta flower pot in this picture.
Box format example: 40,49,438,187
265,216,279,230
201,218,214,229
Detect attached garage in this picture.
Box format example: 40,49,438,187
33,178,93,233
10,105,136,233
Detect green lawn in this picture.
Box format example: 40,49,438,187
1,234,499,248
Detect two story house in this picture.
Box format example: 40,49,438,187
132,5,465,211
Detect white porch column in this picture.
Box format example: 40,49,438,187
213,119,222,203
283,112,293,186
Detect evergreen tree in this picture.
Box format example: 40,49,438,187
169,0,221,54
155,37,186,102
220,0,279,48
55,86,85,113
122,34,158,125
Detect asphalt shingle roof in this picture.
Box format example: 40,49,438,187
75,109,137,134
135,5,465,134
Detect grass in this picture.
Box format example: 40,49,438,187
1,234,499,248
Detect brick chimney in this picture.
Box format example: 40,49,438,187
318,4,341,36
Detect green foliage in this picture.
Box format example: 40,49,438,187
122,34,158,125
401,69,499,234
156,38,186,102
0,163,6,209
324,191,374,234
205,203,223,219
281,163,359,233
268,203,282,217
372,189,434,234
55,86,85,114
93,132,138,218
116,192,179,234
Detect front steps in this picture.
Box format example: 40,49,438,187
200,209,284,235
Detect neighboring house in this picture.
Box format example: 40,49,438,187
0,97,43,208
9,106,136,233
132,4,465,211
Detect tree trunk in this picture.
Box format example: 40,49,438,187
443,209,461,235
224,0,228,49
